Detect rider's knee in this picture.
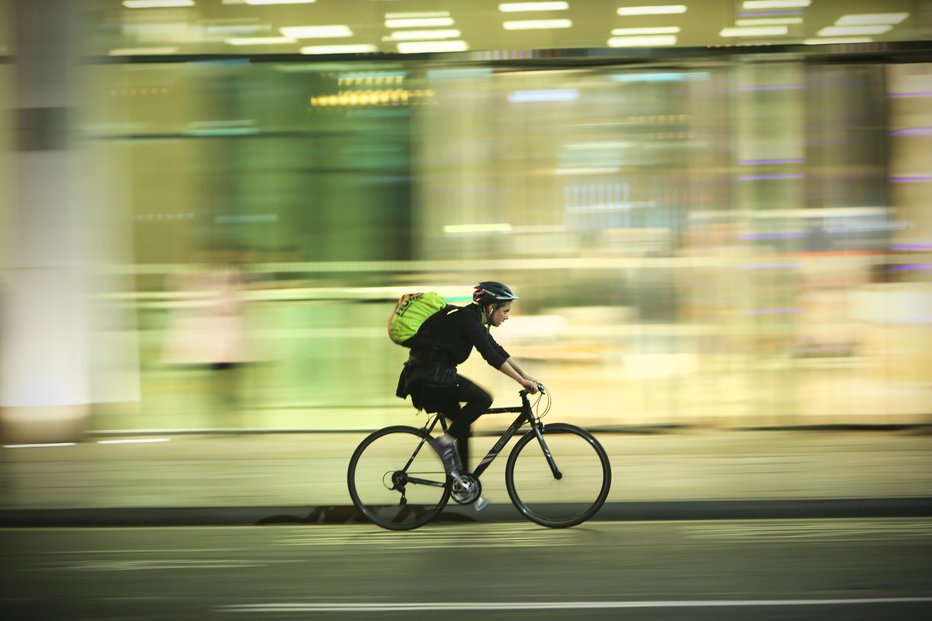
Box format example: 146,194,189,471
474,389,493,410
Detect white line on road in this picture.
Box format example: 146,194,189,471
97,438,170,444
2,442,76,448
218,598,932,612
41,559,272,571
684,519,932,541
53,549,238,554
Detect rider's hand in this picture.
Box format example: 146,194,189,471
521,379,539,394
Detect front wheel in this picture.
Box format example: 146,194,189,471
347,425,451,530
505,423,611,528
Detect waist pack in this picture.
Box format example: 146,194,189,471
388,292,447,346
396,363,457,411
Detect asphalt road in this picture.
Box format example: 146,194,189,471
2,519,932,620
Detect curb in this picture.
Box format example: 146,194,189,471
3,498,931,528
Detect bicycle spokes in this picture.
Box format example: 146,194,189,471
506,423,611,528
348,426,451,530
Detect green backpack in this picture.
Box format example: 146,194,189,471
388,292,447,346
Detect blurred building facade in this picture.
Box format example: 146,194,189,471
1,1,930,439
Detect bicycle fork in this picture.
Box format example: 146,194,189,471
520,395,563,481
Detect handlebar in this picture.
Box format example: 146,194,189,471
519,384,546,396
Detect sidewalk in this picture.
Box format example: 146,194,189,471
1,428,931,526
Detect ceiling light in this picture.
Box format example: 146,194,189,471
244,0,315,5
226,37,297,45
611,27,680,35
617,5,687,16
742,0,810,8
803,37,872,45
300,44,377,54
280,25,353,38
388,29,461,41
498,2,569,11
385,11,450,18
122,0,194,7
608,35,678,46
385,17,455,28
720,26,789,36
397,40,469,53
503,19,572,29
818,25,892,36
735,17,802,25
835,13,908,25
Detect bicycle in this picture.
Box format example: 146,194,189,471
347,387,612,530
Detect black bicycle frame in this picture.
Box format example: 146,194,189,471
422,390,561,480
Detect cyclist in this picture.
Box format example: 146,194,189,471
395,281,540,479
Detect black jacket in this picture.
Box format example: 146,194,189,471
396,303,510,402
411,303,509,369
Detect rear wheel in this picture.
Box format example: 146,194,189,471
347,425,451,530
505,423,611,528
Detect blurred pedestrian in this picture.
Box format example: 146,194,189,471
162,245,252,421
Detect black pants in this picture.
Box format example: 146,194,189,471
415,374,492,473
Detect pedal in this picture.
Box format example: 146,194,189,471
474,496,488,512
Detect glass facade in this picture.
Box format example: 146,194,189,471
73,54,931,432
1,1,929,434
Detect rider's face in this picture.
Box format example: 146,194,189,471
489,301,512,327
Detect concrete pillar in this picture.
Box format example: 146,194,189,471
0,0,89,442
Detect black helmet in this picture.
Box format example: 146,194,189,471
473,281,518,305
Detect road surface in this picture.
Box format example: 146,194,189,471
2,519,931,620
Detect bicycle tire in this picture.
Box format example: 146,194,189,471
347,425,451,530
505,422,611,528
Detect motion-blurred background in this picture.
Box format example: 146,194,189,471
1,0,930,442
